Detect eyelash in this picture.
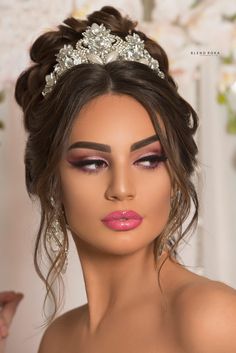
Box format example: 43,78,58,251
69,154,167,174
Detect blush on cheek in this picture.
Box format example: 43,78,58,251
153,188,171,226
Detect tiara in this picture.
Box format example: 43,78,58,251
42,22,165,97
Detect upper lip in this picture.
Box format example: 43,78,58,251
101,210,143,221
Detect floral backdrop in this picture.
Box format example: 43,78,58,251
0,0,236,132
0,2,236,353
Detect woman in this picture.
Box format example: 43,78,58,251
15,6,236,353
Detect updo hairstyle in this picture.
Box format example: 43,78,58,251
15,6,199,323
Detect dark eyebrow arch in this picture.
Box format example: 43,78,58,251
67,134,160,153
130,134,160,151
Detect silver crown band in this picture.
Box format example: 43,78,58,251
42,22,165,97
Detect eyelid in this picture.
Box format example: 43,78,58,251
138,151,161,157
134,148,164,159
69,150,162,159
66,145,164,164
67,152,167,174
66,150,108,162
67,154,107,163
81,156,107,161
87,151,162,160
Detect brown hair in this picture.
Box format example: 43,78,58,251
15,6,199,324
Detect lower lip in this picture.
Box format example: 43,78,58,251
102,218,143,231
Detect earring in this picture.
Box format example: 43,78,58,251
46,198,68,274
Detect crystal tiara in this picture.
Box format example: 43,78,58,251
42,22,165,97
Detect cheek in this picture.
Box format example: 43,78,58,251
59,163,172,241
143,169,172,226
60,169,102,225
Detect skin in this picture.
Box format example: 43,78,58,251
38,94,236,353
0,291,23,353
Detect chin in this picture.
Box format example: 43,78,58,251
88,231,157,256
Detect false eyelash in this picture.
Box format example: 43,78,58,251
68,154,167,175
137,154,167,167
76,159,106,174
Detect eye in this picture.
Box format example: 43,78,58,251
135,154,167,170
69,158,107,174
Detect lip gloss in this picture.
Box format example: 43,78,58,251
102,218,143,231
101,210,143,231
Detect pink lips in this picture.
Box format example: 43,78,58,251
101,210,143,231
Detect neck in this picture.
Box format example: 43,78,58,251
72,235,169,334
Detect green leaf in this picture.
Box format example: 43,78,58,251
191,0,202,9
217,92,227,105
220,52,234,64
227,118,236,134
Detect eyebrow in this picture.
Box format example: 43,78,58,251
67,134,160,153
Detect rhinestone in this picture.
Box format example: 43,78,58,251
91,23,100,34
87,53,103,64
106,51,119,63
42,22,165,97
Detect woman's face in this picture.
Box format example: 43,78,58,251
59,94,172,255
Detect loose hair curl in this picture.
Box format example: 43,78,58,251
15,6,199,324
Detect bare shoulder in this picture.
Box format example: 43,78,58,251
172,276,236,353
37,304,87,353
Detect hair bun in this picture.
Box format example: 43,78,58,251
87,6,138,33
15,5,172,126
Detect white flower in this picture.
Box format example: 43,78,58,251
184,3,233,51
153,0,196,23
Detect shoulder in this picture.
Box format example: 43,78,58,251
172,278,236,353
37,304,86,353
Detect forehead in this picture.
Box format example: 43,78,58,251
69,94,158,146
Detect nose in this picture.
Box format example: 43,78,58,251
104,161,136,201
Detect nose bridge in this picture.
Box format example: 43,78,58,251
105,157,136,200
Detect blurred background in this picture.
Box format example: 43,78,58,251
0,0,236,352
